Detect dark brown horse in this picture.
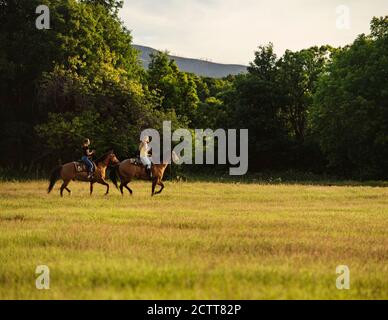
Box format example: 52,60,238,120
48,151,120,197
109,152,179,196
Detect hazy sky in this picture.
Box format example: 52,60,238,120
119,0,388,65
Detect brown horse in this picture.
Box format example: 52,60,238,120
109,152,178,196
48,151,120,197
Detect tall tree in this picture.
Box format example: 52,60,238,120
147,51,199,121
225,44,289,170
310,17,388,178
0,0,142,168
81,0,123,15
277,46,330,142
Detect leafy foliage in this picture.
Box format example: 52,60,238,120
310,17,388,178
147,51,199,121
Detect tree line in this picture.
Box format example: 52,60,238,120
0,0,387,179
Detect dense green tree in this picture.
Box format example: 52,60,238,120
190,76,233,129
81,0,123,15
310,17,388,178
146,51,199,121
0,0,145,168
277,46,331,142
224,44,290,170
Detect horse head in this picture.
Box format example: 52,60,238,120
107,150,120,166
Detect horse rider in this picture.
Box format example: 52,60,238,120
81,138,95,179
139,136,152,178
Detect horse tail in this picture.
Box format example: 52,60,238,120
48,165,62,194
109,164,120,189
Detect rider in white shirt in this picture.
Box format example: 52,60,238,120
139,136,152,178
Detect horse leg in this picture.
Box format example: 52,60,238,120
124,183,133,195
90,182,94,196
119,182,124,195
60,180,70,197
65,187,72,196
99,179,109,196
154,180,165,195
151,178,157,196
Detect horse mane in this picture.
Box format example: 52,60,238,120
95,150,113,164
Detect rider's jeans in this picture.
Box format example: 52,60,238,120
81,156,94,172
140,156,151,168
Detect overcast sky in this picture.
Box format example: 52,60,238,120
119,0,388,65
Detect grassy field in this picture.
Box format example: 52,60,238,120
0,180,387,299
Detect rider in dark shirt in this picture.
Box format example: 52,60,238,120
81,138,95,179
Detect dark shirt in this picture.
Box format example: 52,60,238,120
82,146,93,158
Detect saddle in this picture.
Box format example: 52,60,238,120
73,161,94,173
129,157,154,168
129,157,143,166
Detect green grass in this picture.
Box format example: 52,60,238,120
0,180,387,299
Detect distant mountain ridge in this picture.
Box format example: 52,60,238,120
133,44,247,78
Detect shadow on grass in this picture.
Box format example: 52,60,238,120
173,172,388,188
1,167,387,188
0,214,26,222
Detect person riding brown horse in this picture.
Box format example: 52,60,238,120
139,136,153,178
81,138,95,179
109,151,179,196
48,150,120,197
